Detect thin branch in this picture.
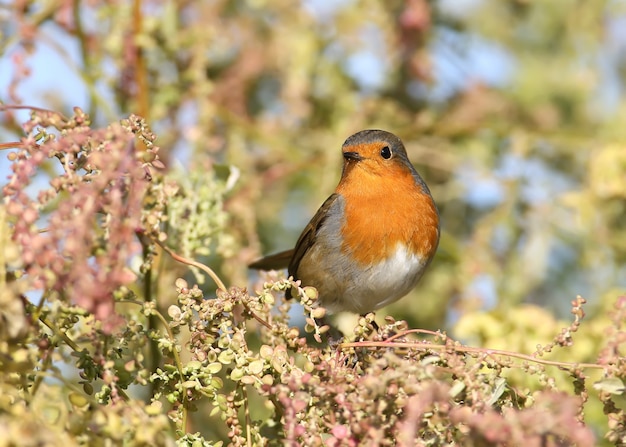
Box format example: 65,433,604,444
385,328,444,342
243,386,253,447
241,302,272,330
0,141,24,150
72,0,97,120
154,239,227,292
0,104,69,120
132,0,150,122
340,339,607,371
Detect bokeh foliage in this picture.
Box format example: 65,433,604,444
1,0,626,445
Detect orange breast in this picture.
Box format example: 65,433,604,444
335,164,439,266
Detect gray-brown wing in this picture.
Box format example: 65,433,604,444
288,193,341,278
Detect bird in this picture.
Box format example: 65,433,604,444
249,129,440,316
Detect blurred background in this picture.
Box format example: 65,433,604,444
2,0,626,334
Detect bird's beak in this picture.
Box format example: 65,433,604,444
343,151,363,162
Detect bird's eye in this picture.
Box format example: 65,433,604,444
380,146,392,159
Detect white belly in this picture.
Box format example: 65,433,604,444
298,243,429,314
339,245,428,313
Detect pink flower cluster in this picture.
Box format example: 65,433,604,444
3,109,161,330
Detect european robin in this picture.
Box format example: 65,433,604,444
249,129,439,315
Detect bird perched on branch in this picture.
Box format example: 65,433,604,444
250,129,439,315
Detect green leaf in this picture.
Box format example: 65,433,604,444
487,377,507,406
593,378,625,395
